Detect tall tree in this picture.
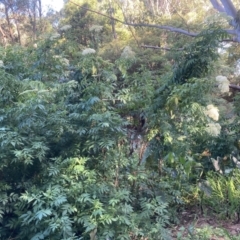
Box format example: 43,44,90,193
0,0,43,44
68,0,240,42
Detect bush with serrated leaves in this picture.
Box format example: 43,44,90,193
0,49,176,240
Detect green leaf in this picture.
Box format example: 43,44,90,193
35,209,52,221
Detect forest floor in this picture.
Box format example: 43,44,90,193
171,207,240,239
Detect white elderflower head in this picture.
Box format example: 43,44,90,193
121,46,135,59
205,104,219,121
61,58,69,66
0,60,4,67
219,83,229,93
50,33,61,40
206,123,221,137
53,55,69,67
216,75,229,93
89,25,103,32
82,48,96,55
60,25,72,31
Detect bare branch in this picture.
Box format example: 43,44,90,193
220,0,237,18
230,84,240,91
210,0,237,18
69,0,239,42
69,1,197,36
141,44,183,51
210,0,225,13
125,23,198,37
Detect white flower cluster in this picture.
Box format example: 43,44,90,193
0,60,4,67
50,33,61,40
204,104,219,121
82,48,96,55
89,25,103,32
121,46,135,59
60,25,72,31
53,55,69,67
206,123,221,137
216,75,229,93
61,58,69,66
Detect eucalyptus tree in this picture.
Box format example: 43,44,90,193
0,0,42,44
120,0,240,42
67,0,240,43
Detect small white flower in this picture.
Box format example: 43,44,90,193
216,75,229,93
0,60,4,67
33,43,38,48
82,48,96,55
61,58,69,66
205,104,219,121
216,75,228,82
121,46,135,59
219,83,229,93
206,123,221,137
50,33,61,40
60,25,72,31
53,55,69,66
89,25,103,32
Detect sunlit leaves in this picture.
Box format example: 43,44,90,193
35,209,52,221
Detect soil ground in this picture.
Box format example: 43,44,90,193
171,207,240,239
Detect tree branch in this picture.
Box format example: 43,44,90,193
69,0,239,42
69,1,198,36
141,44,183,51
125,23,198,37
210,0,225,13
220,0,237,18
230,84,240,91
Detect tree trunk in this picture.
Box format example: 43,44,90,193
4,6,14,43
38,0,42,19
0,25,7,45
109,0,117,39
32,0,37,40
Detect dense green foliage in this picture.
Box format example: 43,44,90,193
1,0,240,239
